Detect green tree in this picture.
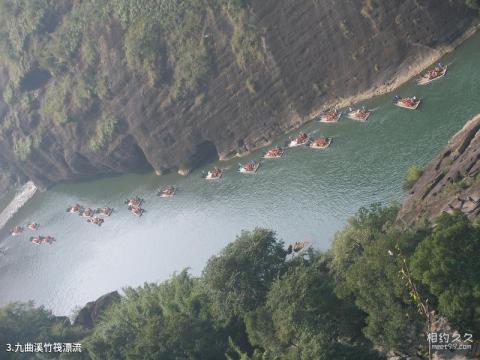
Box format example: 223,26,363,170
202,229,287,322
330,203,399,280
84,271,229,359
0,302,89,359
245,254,381,359
0,302,56,346
411,213,480,333
331,205,424,353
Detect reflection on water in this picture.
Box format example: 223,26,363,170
1,33,480,314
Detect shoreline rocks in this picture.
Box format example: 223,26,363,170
397,113,480,226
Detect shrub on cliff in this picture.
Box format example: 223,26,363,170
222,0,264,70
89,115,118,152
403,165,423,190
12,134,32,161
124,21,166,86
109,0,213,99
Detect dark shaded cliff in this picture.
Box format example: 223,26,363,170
0,0,478,191
398,113,480,226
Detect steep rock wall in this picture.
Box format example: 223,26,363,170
0,0,477,191
397,114,480,226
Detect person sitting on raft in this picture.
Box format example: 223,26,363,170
81,208,94,218
211,168,221,177
11,226,24,236
97,207,113,216
245,163,255,171
126,197,142,207
27,223,39,231
67,204,81,213
130,206,144,216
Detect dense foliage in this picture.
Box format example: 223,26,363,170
84,271,231,359
1,207,479,359
244,255,379,359
411,213,480,334
202,229,287,322
0,302,89,359
332,204,425,352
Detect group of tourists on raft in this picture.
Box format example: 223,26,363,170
205,167,223,180
418,63,447,84
203,63,447,181
66,204,113,226
10,223,39,236
157,185,176,198
287,132,333,149
30,235,55,245
125,197,145,217
10,223,56,245
239,161,260,174
263,147,284,159
6,62,449,243
286,241,310,255
205,130,332,179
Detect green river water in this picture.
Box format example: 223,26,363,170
1,33,480,314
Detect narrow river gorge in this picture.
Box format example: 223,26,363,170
1,32,480,315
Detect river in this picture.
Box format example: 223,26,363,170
1,33,480,315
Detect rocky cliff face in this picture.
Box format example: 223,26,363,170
73,291,120,329
398,114,480,227
0,0,478,191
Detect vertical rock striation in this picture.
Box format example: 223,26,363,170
0,1,478,191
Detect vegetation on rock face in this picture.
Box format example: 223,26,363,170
403,165,423,190
0,0,264,158
441,176,475,194
89,115,118,152
1,205,478,359
221,0,264,70
12,134,32,161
